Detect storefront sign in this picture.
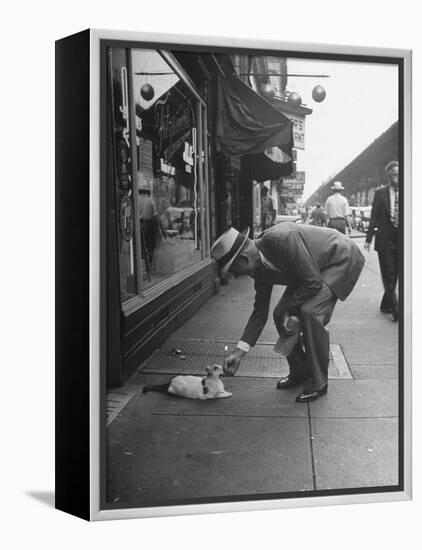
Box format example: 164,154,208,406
183,141,194,173
282,171,305,186
120,195,134,241
278,171,305,201
284,113,306,150
286,185,304,191
120,66,130,149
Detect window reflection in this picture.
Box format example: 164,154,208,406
132,50,203,289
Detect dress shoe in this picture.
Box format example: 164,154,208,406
392,310,399,322
295,385,328,403
276,375,306,390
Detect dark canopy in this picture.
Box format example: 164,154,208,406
215,71,293,157
215,71,293,181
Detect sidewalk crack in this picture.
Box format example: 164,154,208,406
307,403,317,491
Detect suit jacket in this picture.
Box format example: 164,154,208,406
240,223,365,346
309,207,327,226
366,185,399,251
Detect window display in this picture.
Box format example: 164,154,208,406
107,47,208,301
131,49,205,290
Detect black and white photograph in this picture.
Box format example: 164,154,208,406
4,0,421,546
97,35,408,515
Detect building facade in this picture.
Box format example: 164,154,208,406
105,46,217,386
104,44,295,387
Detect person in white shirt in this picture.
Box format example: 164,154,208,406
325,181,352,235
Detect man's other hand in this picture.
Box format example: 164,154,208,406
281,312,297,337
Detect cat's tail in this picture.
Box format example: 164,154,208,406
142,382,171,394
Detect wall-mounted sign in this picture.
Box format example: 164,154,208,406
120,194,134,241
117,139,131,191
282,171,305,185
284,113,306,150
183,141,194,173
278,171,305,200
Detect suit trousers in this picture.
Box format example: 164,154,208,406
140,219,156,267
273,283,337,391
327,218,346,234
378,246,399,312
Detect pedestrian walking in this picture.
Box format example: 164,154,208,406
364,161,399,322
210,223,365,402
138,186,159,269
260,186,276,230
325,181,352,234
308,202,327,227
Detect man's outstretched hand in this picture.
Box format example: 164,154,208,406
223,347,246,376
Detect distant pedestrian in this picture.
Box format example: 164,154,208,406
211,223,365,403
364,161,399,322
306,206,313,223
260,186,276,230
138,187,159,268
309,203,327,227
325,181,352,235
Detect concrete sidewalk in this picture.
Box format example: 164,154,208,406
106,233,399,508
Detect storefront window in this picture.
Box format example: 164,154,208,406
131,49,205,290
107,46,209,304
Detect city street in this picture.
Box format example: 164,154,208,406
106,231,399,508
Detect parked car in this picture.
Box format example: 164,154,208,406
164,206,194,234
350,207,360,230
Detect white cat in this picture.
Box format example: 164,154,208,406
142,364,232,400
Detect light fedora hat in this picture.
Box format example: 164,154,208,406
331,180,344,190
210,227,250,277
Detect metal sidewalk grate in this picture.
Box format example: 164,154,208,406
139,340,353,380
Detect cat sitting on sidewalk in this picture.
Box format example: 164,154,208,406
142,364,232,400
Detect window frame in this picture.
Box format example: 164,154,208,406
119,48,210,314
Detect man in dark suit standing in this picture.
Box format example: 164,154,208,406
364,161,399,322
210,223,365,402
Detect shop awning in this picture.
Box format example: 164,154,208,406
215,71,294,181
241,149,294,182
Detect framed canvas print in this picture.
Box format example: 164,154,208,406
55,29,412,521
